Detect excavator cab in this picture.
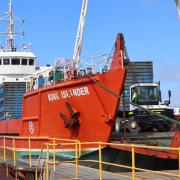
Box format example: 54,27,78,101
130,83,160,111
126,83,174,133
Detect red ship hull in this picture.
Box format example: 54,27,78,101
0,69,126,142
0,33,127,149
21,68,126,141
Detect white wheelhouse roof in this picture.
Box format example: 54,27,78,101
0,51,36,58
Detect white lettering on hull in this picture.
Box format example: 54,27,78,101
48,93,60,101
47,87,89,101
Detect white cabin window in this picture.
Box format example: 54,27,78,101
12,58,20,65
22,59,27,65
3,59,10,65
29,59,34,66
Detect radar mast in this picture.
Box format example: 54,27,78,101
0,0,24,51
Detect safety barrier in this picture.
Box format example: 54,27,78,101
39,141,180,180
0,136,79,179
25,50,124,92
0,136,179,180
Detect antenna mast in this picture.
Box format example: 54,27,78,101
73,0,88,69
7,0,15,51
0,0,24,51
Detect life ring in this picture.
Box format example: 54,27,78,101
29,121,35,134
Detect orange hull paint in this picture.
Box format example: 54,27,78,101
0,33,127,148
20,68,126,142
0,119,21,135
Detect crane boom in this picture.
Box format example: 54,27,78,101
175,0,180,17
72,0,178,70
73,0,88,69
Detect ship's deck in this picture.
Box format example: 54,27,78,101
111,131,174,147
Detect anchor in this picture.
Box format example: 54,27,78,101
65,102,80,119
60,113,71,128
60,102,80,129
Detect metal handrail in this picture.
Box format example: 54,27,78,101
38,141,80,180
44,141,180,180
1,136,179,180
23,52,123,92
0,136,81,180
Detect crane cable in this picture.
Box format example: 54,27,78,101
89,76,180,125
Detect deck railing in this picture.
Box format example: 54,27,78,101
0,136,179,180
0,136,80,179
25,51,124,92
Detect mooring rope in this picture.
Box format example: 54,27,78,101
89,76,180,125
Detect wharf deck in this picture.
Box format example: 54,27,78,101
0,164,14,180
49,164,179,180
0,159,42,179
43,163,180,180
0,159,179,179
120,170,179,180
49,163,129,179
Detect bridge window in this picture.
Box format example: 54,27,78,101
3,59,10,65
12,58,20,65
22,59,27,65
29,59,34,66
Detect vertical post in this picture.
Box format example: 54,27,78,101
64,66,66,81
78,141,81,157
99,65,102,74
120,50,124,69
131,144,135,180
178,147,180,179
15,169,18,180
75,141,79,178
98,143,102,180
6,165,9,177
46,145,49,180
13,138,16,166
28,138,32,168
3,137,6,162
35,169,38,180
91,60,93,74
53,139,56,172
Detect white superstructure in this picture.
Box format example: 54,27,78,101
0,0,36,84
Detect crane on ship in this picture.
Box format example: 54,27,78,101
73,0,88,70
72,0,179,70
175,0,180,17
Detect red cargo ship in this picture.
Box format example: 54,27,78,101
0,0,180,173
0,33,126,148
0,0,126,146
0,34,126,141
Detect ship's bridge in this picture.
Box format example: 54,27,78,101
0,51,36,82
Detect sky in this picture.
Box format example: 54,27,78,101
0,0,180,108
